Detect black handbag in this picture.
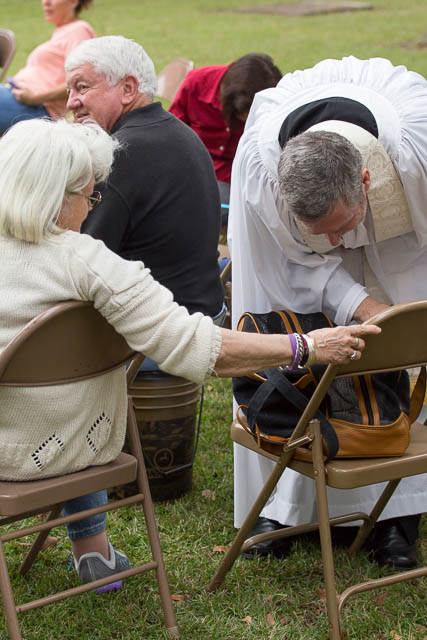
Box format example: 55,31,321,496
232,310,425,461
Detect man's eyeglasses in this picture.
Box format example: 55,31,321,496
87,191,102,207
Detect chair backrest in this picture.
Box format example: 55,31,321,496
156,57,194,102
0,300,139,386
334,300,427,376
290,300,427,443
0,29,16,84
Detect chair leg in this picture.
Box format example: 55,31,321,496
127,399,179,637
20,504,63,576
311,421,342,640
207,449,293,593
348,478,401,556
0,540,21,640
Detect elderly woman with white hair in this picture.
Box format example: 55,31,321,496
0,118,379,591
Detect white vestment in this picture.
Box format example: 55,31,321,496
229,56,427,528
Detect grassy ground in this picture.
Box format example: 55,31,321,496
0,0,427,638
2,0,427,77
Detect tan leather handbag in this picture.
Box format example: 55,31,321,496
233,310,425,460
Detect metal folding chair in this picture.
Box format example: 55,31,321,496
208,300,427,639
156,57,194,102
0,301,178,639
0,29,16,84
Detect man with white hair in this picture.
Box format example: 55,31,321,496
229,56,427,569
65,35,224,323
62,35,225,581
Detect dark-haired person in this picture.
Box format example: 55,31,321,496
0,0,95,134
169,53,282,208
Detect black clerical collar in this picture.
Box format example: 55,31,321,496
278,96,378,148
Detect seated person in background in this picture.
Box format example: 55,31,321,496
0,118,377,589
169,53,282,216
65,36,225,338
0,0,95,134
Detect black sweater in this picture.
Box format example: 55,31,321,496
82,102,224,317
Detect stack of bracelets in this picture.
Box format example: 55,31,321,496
287,333,315,371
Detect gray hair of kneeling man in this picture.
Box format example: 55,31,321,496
0,118,119,244
278,130,364,222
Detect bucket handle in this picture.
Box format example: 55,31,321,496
141,385,204,478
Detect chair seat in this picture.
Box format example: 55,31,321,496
0,453,137,517
231,420,427,490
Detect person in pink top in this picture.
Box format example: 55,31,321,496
0,0,95,133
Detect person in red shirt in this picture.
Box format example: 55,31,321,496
169,53,282,217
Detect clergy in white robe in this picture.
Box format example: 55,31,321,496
228,56,427,531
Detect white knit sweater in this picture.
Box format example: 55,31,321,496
0,231,222,481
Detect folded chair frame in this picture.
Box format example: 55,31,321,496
208,301,427,639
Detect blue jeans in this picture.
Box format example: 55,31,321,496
66,302,227,541
0,85,49,134
218,181,230,226
63,490,107,541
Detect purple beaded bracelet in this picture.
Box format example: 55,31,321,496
286,333,301,371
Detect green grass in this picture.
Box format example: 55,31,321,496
2,0,427,77
0,1,427,637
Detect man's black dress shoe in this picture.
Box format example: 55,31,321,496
368,516,419,570
241,516,291,559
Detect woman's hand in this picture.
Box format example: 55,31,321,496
12,82,68,106
308,323,381,365
11,84,41,106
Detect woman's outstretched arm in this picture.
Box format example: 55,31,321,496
213,323,381,377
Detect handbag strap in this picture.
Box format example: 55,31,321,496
246,368,339,460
